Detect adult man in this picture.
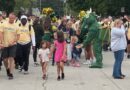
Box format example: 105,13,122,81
16,15,35,74
0,13,20,79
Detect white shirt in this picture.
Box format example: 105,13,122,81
38,48,50,62
111,26,127,52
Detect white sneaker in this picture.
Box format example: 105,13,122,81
83,60,91,65
24,71,29,75
34,62,40,67
83,61,88,65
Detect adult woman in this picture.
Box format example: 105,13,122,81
42,17,53,47
111,19,127,79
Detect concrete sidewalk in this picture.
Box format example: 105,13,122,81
0,51,130,90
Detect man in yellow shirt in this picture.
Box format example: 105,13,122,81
0,13,20,79
16,15,35,74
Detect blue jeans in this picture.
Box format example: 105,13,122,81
72,53,80,61
113,50,125,78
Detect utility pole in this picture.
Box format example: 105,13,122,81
40,0,41,13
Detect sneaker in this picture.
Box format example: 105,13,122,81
75,63,80,67
83,60,91,65
19,66,23,72
61,73,65,79
8,74,13,80
57,76,60,81
127,55,130,59
113,76,125,79
24,71,29,75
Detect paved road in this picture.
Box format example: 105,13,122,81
0,51,130,90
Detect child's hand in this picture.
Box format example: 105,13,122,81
76,44,83,49
39,55,42,61
40,60,42,66
48,54,52,59
61,54,67,62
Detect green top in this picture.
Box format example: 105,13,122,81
42,32,52,42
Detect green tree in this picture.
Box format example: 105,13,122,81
15,0,37,10
66,0,130,16
14,0,37,15
66,0,107,15
0,0,15,14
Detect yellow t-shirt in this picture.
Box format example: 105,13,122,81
0,21,19,47
17,24,35,44
0,21,3,44
28,19,33,26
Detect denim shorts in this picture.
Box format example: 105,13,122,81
72,53,80,61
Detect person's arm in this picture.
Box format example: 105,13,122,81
50,41,56,56
124,15,130,22
127,28,130,40
101,24,108,29
38,49,42,61
47,49,51,60
0,32,3,48
0,25,4,48
30,26,36,50
63,41,67,56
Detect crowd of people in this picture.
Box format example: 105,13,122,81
0,10,130,80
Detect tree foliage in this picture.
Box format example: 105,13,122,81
0,0,15,14
67,0,130,16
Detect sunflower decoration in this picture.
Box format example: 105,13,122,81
78,8,92,19
42,7,54,15
78,10,86,19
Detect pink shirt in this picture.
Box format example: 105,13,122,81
54,40,66,62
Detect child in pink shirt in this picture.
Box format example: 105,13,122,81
54,31,66,81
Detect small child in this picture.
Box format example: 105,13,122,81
71,36,82,67
54,31,67,81
38,41,51,80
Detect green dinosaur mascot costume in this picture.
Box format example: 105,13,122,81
79,11,88,43
82,11,103,68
